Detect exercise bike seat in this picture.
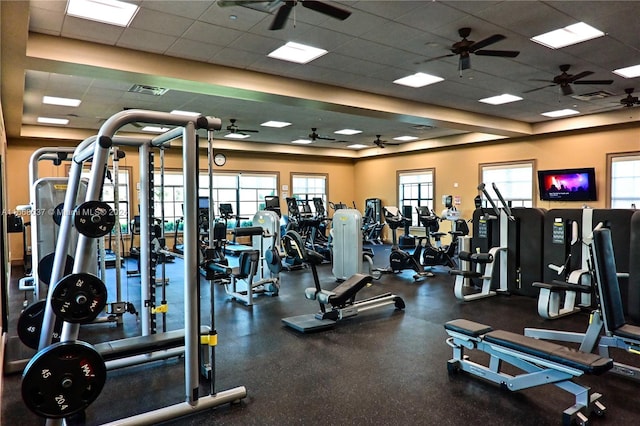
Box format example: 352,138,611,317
305,273,373,306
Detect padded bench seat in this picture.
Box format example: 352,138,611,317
445,319,612,375
448,270,482,279
533,281,592,293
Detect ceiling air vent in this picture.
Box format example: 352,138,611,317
128,84,169,96
411,124,435,131
571,90,615,101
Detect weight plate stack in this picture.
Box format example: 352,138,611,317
73,201,116,238
17,300,63,350
51,273,108,324
22,340,107,419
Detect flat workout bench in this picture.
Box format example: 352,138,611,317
445,319,612,425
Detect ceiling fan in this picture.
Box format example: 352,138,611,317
619,88,640,107
218,1,351,31
416,27,520,71
226,118,259,135
372,135,399,149
523,64,614,96
308,128,335,141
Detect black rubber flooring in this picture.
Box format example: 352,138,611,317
3,245,639,425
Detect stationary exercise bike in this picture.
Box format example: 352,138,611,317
416,206,469,268
379,206,433,280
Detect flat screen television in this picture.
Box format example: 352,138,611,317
537,167,597,201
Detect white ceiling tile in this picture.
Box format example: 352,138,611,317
131,7,195,37
165,38,221,63
117,28,178,54
182,21,244,46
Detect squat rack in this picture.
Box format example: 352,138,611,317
37,109,246,425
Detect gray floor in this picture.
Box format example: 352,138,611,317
3,246,639,425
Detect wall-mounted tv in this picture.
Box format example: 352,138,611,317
537,167,597,202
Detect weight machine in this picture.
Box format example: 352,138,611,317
24,110,246,425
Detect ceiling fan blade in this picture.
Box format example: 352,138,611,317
522,84,555,94
414,53,455,65
301,1,351,20
474,49,520,58
568,71,594,82
238,129,259,133
469,34,505,52
561,84,574,96
318,135,336,141
573,79,614,85
270,3,293,30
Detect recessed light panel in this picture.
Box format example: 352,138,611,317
261,121,292,128
37,117,69,125
393,73,443,88
393,136,418,141
142,126,171,133
541,109,579,118
613,64,640,78
66,0,139,27
268,42,328,64
291,139,312,144
42,96,81,107
225,133,250,139
347,144,368,149
171,110,200,117
479,94,523,105
334,129,362,135
531,22,604,49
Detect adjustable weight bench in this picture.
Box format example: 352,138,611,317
445,319,612,425
281,230,405,333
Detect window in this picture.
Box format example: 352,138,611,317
291,174,327,213
398,169,434,225
154,170,278,230
480,161,534,208
610,153,640,208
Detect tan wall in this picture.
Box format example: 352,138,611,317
353,125,640,241
5,125,639,261
5,139,355,262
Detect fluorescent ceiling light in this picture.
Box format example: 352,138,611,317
541,109,579,118
66,0,139,27
531,22,604,49
42,96,81,107
393,136,418,141
291,139,312,144
37,117,69,125
393,72,443,88
171,110,200,117
334,129,362,135
225,133,250,139
613,64,640,78
142,126,171,133
479,94,523,105
347,144,368,149
268,42,328,64
261,121,292,128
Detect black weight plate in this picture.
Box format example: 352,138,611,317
37,253,74,286
17,300,63,350
22,340,106,419
51,273,107,324
73,201,115,238
52,202,66,226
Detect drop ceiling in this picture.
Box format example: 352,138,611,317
3,1,640,157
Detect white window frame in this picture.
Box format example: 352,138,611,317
480,161,534,208
609,153,640,209
291,173,327,214
398,169,434,226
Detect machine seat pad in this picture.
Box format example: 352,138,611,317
533,281,592,293
614,324,640,341
448,269,482,278
445,319,493,337
484,330,613,375
458,251,493,264
327,273,373,305
232,226,264,237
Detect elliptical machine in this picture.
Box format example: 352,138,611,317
378,206,433,280
416,206,469,268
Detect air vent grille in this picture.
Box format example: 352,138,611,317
128,84,169,96
571,90,615,101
